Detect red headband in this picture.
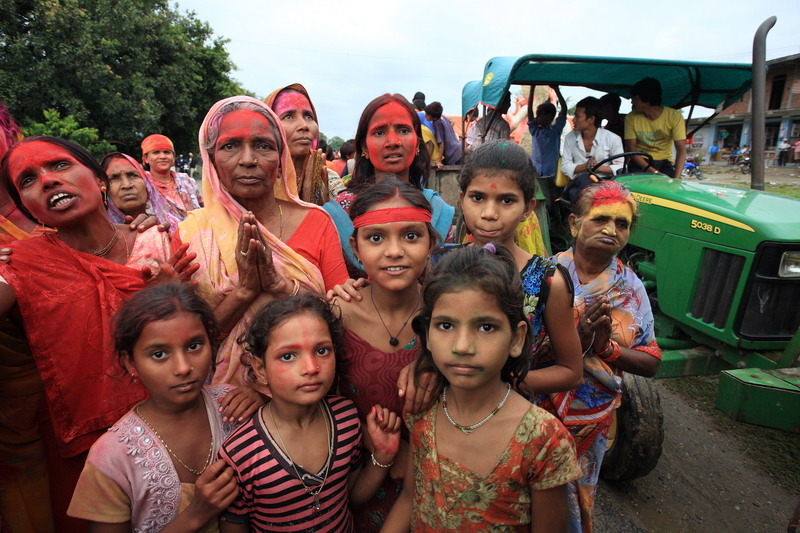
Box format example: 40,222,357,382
141,134,174,157
352,207,432,228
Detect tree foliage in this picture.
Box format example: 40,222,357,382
328,136,345,151
0,0,248,155
23,108,116,158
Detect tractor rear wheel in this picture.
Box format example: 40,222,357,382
600,373,664,482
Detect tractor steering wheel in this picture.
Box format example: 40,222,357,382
589,151,654,178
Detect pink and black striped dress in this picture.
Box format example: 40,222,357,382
220,395,362,532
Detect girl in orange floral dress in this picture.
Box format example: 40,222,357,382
382,245,582,532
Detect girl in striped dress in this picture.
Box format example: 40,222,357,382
219,294,401,533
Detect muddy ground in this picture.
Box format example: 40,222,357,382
593,382,796,532
593,166,799,532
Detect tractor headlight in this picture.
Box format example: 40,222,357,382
778,251,800,278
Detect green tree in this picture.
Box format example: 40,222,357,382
328,136,345,151
23,108,116,158
0,0,248,155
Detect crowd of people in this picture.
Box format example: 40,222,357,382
0,81,663,533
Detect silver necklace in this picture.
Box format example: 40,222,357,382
268,402,333,512
442,382,511,435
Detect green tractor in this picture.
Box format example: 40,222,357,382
438,16,799,482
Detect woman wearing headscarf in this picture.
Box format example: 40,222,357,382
178,96,348,385
264,83,345,205
102,152,183,232
140,133,203,216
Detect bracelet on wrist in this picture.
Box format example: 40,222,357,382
595,339,621,362
370,452,394,469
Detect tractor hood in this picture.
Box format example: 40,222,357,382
618,175,800,247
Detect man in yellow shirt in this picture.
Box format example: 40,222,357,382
624,77,686,179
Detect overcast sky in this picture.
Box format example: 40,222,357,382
179,0,798,139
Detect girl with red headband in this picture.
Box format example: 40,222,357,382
332,178,439,531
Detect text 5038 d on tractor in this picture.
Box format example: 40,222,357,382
430,16,799,482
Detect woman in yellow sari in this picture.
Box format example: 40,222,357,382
178,96,348,385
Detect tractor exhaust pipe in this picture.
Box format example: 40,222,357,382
751,16,776,191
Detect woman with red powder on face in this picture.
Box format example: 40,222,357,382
322,94,454,270
140,133,203,217
0,136,194,531
264,84,345,205
178,96,348,387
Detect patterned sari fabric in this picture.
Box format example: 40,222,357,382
106,153,183,231
264,83,331,205
539,246,661,533
179,96,332,385
409,403,581,531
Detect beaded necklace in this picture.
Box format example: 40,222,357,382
442,382,512,435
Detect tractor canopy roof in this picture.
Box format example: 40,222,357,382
462,54,754,116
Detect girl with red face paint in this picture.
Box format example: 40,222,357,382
178,96,348,388
219,294,401,533
332,178,439,531
321,94,454,273
0,136,196,531
264,84,345,205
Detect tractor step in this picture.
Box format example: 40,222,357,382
655,346,732,378
716,367,800,432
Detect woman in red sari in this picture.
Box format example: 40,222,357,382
0,136,181,531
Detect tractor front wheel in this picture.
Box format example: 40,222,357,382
600,373,664,482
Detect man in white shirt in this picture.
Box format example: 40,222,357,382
561,96,624,179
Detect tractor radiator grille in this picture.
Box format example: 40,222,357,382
690,249,744,328
737,243,800,340
739,281,800,338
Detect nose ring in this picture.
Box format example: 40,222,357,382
400,250,405,256
253,158,258,164
494,214,499,220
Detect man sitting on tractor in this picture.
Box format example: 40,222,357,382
624,77,687,180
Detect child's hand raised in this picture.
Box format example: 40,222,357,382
185,459,238,527
218,385,266,423
366,405,401,467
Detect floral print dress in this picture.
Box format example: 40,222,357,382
408,402,581,531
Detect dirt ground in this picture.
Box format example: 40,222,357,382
593,382,797,532
592,168,799,532
697,162,800,189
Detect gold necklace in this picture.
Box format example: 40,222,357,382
268,402,332,512
135,404,214,476
58,223,119,257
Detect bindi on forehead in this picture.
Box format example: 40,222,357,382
273,91,313,116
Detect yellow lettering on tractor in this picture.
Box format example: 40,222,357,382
690,219,722,235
